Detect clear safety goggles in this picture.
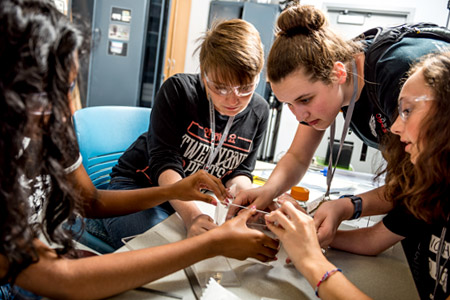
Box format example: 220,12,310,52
205,74,259,97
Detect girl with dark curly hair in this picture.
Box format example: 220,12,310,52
0,1,278,298
265,51,450,299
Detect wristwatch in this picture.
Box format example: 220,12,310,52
340,194,362,220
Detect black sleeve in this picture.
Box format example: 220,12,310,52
383,205,426,238
375,48,409,124
222,95,269,183
146,76,187,184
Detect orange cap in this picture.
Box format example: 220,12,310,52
290,186,309,201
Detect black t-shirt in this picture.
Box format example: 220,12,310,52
111,73,269,186
342,37,450,149
383,207,450,299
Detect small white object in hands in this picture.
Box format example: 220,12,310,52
214,201,229,225
214,183,237,225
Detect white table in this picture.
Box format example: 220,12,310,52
108,163,419,300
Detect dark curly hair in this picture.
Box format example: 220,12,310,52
380,51,450,223
0,0,83,283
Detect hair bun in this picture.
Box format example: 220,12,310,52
277,5,326,36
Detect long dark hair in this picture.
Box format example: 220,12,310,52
380,52,450,223
0,0,82,283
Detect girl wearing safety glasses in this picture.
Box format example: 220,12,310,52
87,19,270,249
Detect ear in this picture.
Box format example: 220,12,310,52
332,61,347,85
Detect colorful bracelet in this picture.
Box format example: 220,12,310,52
315,268,343,298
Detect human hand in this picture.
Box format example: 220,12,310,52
213,207,279,262
265,202,325,271
313,198,352,248
187,214,217,238
226,186,274,220
170,170,228,205
276,193,306,213
273,194,306,264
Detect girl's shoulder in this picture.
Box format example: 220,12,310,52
248,92,269,116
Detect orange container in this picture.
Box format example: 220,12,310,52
290,186,309,202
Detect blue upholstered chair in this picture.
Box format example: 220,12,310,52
72,106,151,253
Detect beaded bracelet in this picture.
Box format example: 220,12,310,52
315,268,343,298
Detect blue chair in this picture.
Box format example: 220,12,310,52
72,106,151,253
73,106,151,189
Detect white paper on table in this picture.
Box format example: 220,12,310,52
122,231,171,250
200,277,241,300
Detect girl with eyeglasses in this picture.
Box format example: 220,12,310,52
0,1,278,299
265,51,450,300
87,18,270,249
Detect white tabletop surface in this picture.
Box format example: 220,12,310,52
107,162,419,300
